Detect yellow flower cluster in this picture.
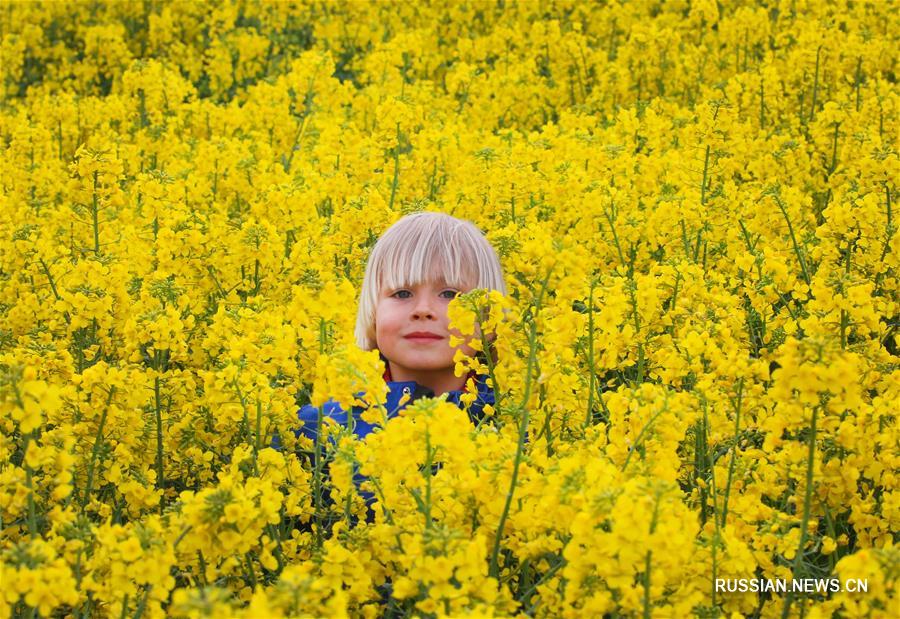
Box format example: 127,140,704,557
1,0,897,617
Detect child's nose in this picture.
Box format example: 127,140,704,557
411,298,436,319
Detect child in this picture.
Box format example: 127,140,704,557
293,211,507,517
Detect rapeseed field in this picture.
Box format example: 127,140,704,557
1,1,897,617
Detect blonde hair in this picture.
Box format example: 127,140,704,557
355,211,507,350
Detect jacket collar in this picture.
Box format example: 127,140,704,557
382,374,495,418
377,353,495,417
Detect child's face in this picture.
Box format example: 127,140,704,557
374,278,479,376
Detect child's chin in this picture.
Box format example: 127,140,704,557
398,357,453,371
452,345,479,358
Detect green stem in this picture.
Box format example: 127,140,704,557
423,428,433,533
643,551,653,619
21,433,38,537
82,386,116,510
489,266,554,579
429,158,439,201
720,377,744,525
593,375,612,423
694,412,709,525
173,525,193,549
231,376,258,475
91,170,100,254
388,123,401,210
700,145,710,206
806,46,822,124
759,77,766,128
474,293,504,425
312,407,325,551
244,552,258,589
207,265,228,299
138,89,148,129
840,247,850,349
879,183,892,263
603,204,626,267
704,401,722,610
680,218,692,260
196,550,209,587
517,550,568,608
771,192,811,285
283,114,309,173
622,400,669,473
642,494,662,619
312,318,328,550
154,373,164,514
827,122,840,176
255,399,262,461
132,586,150,619
252,258,261,296
38,258,72,326
781,405,819,619
584,278,597,428
627,275,645,384
667,272,681,336
264,522,285,574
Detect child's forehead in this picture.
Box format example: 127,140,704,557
380,272,473,290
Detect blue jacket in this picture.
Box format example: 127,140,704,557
295,372,496,443
276,372,496,522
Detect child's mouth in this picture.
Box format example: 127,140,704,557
404,332,443,342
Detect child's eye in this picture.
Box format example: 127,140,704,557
440,290,460,299
391,290,412,299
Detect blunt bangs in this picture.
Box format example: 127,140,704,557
354,212,506,350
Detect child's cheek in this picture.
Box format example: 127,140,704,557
448,326,480,357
